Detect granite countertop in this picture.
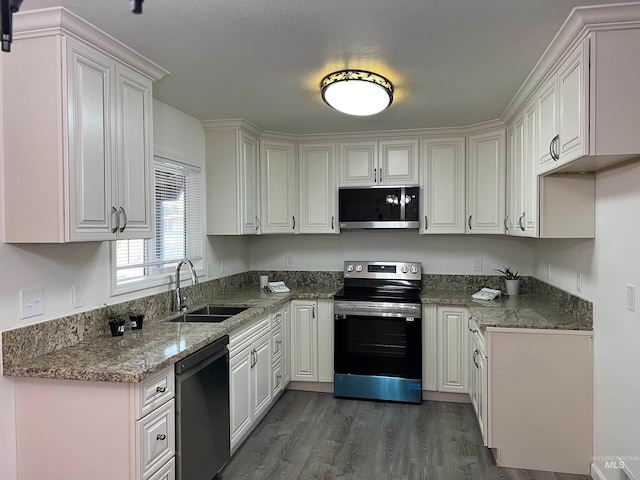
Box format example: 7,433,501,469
4,286,340,384
4,284,590,383
421,290,593,331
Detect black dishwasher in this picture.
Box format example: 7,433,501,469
175,335,230,480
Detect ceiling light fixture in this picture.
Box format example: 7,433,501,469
320,69,394,116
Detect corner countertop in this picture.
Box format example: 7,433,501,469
421,290,593,332
3,286,339,384
4,285,590,383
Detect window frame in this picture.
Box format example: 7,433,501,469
110,154,206,296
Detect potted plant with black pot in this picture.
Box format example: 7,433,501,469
127,308,145,330
104,307,127,337
495,266,522,296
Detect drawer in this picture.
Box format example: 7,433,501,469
272,324,283,362
147,458,175,480
229,314,271,358
137,366,175,419
272,360,283,396
137,399,175,480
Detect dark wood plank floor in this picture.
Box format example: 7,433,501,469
218,390,591,480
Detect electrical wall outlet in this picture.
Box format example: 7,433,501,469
72,283,84,309
220,259,225,273
285,256,293,268
472,257,483,272
20,287,44,319
207,262,213,277
576,273,582,293
547,263,551,280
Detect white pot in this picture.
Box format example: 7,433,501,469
505,279,520,296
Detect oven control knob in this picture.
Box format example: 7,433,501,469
355,264,363,272
401,265,408,273
410,265,419,274
346,264,354,272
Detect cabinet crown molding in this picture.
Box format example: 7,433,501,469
501,2,640,124
13,7,169,81
201,118,264,137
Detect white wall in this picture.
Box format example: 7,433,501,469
533,160,640,479
250,231,534,275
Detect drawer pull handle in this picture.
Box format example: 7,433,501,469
156,433,166,441
277,375,282,379
156,386,166,393
276,340,282,344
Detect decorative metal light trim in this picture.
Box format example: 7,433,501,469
320,69,394,116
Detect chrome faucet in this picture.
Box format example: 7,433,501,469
175,259,199,311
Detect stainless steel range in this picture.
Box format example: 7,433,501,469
333,260,422,404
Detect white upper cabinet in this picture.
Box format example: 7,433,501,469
114,63,154,239
339,139,419,186
260,138,297,234
420,137,466,234
205,126,261,235
537,40,588,174
2,17,164,243
298,143,338,234
466,130,506,234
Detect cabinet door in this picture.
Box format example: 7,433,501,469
379,139,419,185
299,143,337,233
239,130,260,234
316,299,334,383
466,130,506,234
229,347,252,450
115,64,153,239
476,349,488,445
536,75,558,174
521,100,538,236
260,139,297,233
422,305,438,391
557,40,589,165
251,332,272,420
420,137,466,234
281,303,291,386
508,116,524,236
437,307,468,393
66,39,115,241
339,141,377,186
290,301,318,382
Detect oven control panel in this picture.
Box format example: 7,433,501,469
343,261,422,280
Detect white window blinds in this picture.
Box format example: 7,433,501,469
115,157,203,287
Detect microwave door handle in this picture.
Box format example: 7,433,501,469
400,187,406,221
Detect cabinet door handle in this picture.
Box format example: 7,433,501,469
518,213,525,231
119,207,127,233
550,134,560,161
156,433,167,441
292,216,296,230
111,206,119,234
256,216,260,231
468,215,472,231
504,216,508,231
424,215,428,230
331,216,334,230
312,305,315,319
374,168,377,183
156,386,166,393
468,317,477,333
473,349,479,368
379,167,382,183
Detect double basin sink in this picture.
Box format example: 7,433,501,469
170,305,250,323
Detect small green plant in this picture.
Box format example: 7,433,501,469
127,307,145,317
104,305,127,325
494,266,521,280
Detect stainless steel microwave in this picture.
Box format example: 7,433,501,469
338,186,420,230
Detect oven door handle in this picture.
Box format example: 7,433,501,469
334,302,422,318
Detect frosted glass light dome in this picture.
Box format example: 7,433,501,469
321,70,393,116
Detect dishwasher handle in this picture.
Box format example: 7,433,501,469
175,335,229,375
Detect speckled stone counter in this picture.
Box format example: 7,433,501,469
422,290,592,331
2,286,339,383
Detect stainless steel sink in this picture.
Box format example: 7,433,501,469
169,305,250,323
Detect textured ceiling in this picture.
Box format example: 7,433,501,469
20,0,623,133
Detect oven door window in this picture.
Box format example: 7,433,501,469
334,315,421,379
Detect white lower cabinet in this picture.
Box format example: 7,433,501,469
290,299,334,383
423,305,469,394
468,317,488,445
15,366,176,480
228,313,272,453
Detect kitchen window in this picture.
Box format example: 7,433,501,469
112,156,204,293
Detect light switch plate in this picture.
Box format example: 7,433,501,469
72,283,84,309
285,256,293,268
472,258,483,272
627,284,636,312
20,287,44,319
